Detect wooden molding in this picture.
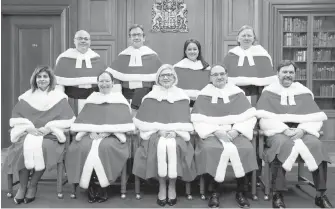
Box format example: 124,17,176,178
204,0,213,65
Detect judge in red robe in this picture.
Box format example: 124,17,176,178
132,64,196,207
223,25,277,97
54,30,107,113
2,66,75,204
191,65,258,208
65,71,135,203
106,24,162,113
256,60,333,208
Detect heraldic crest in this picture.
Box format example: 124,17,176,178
151,0,189,33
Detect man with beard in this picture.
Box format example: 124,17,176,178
256,60,333,208
54,30,107,114
106,24,162,115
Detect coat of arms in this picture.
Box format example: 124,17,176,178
151,0,189,33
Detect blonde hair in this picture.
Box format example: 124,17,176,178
155,64,178,87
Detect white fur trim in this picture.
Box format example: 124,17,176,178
119,46,157,56
56,48,100,65
228,76,278,86
175,131,190,141
257,110,327,124
226,142,245,178
184,89,200,99
140,130,157,140
232,117,257,140
48,127,66,143
199,84,245,104
79,137,110,189
263,82,314,98
106,67,156,82
45,117,76,129
228,45,273,67
84,91,131,110
23,134,45,171
297,122,323,138
282,143,299,172
133,118,194,132
191,108,256,125
56,76,98,86
259,118,289,137
71,123,135,133
142,85,190,103
174,58,208,70
193,123,226,139
76,132,87,141
10,118,35,143
214,145,230,182
295,139,318,172
167,138,177,178
114,132,126,143
157,137,168,177
18,89,68,111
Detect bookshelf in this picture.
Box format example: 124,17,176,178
281,14,335,112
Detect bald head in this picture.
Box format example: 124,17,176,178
74,30,91,54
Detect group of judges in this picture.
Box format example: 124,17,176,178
2,24,333,208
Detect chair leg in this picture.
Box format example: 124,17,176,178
296,161,315,191
200,175,206,200
185,182,192,200
7,174,13,198
120,163,127,199
135,176,141,200
251,170,258,200
264,162,270,201
57,162,64,199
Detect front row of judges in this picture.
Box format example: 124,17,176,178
3,62,333,208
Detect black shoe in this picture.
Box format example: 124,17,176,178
157,198,167,207
235,192,250,208
87,185,97,203
167,198,177,206
97,187,108,203
208,193,220,208
13,198,24,205
272,193,286,208
315,195,333,208
23,197,35,204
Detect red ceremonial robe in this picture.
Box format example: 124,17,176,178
106,46,162,109
2,89,75,185
191,83,258,182
66,91,135,189
256,82,330,171
132,85,196,181
173,58,210,100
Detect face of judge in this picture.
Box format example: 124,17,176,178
210,66,228,89
98,73,113,94
237,29,255,50
158,68,176,89
278,64,295,88
74,30,91,54
129,27,145,49
185,42,199,62
36,71,50,91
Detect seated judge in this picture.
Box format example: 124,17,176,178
65,71,135,203
191,65,258,208
2,66,75,204
256,60,333,208
132,64,196,207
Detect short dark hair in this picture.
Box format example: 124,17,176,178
128,24,145,37
277,60,298,72
30,65,56,92
97,71,114,82
237,25,257,45
182,39,209,70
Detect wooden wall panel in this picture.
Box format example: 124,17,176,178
90,41,116,66
89,0,116,36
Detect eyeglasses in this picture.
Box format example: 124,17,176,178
75,37,90,41
210,72,227,77
130,33,144,38
159,73,174,78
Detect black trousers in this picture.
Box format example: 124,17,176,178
210,173,251,193
271,157,327,192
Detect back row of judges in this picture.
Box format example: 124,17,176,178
3,24,333,208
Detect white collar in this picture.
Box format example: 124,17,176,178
55,48,100,68
119,46,157,67
19,89,68,111
84,91,131,110
199,83,244,104
228,45,273,67
264,81,314,106
143,85,190,103
174,58,209,70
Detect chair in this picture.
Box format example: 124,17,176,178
258,130,322,200
133,133,194,200
6,131,72,199
69,133,133,199
198,130,259,201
